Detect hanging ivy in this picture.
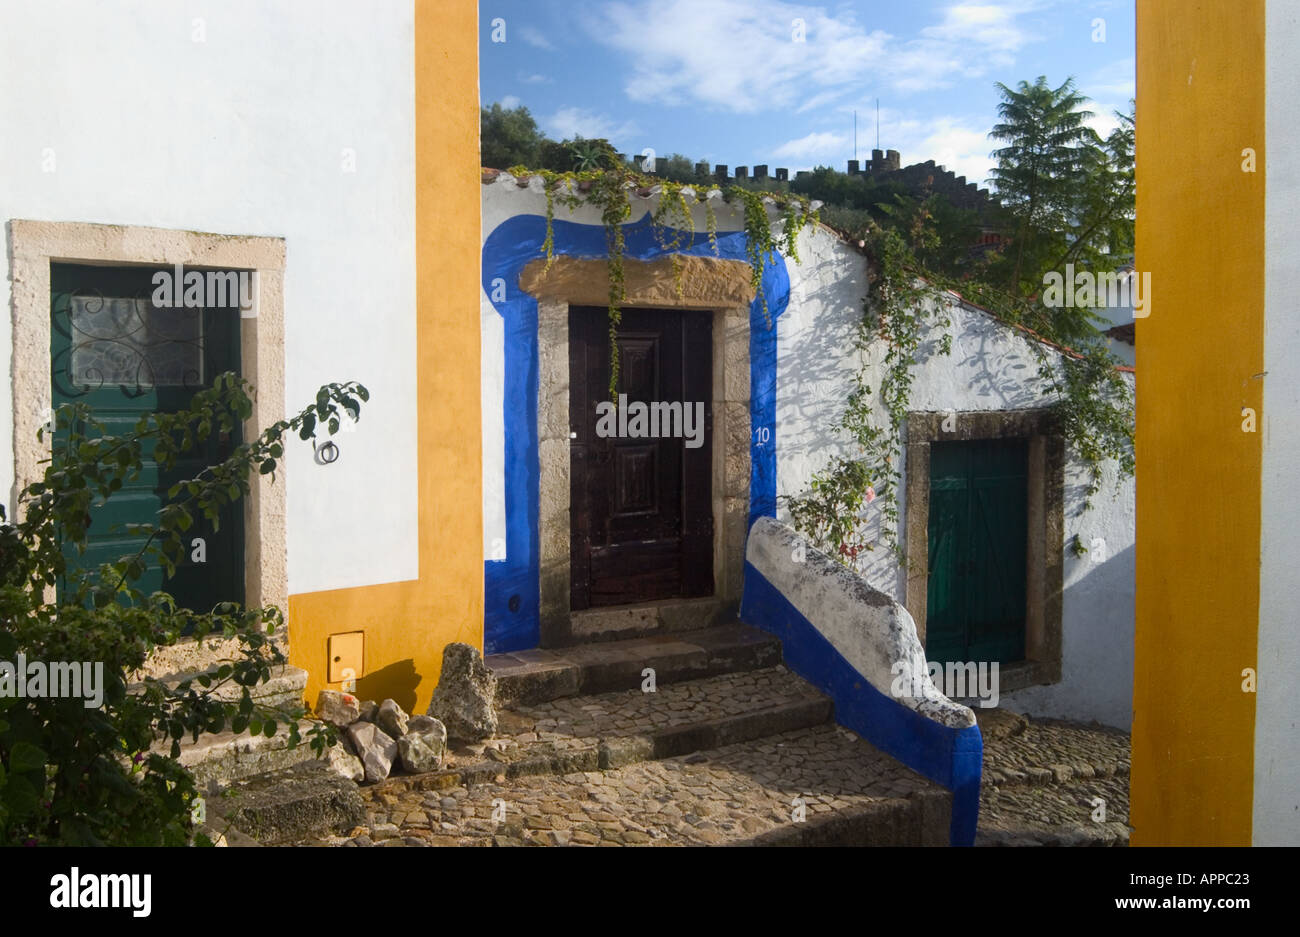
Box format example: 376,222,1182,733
784,224,950,564
506,163,818,401
501,166,1132,571
784,219,1135,569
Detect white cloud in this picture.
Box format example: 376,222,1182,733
585,0,1048,113
543,107,642,146
520,73,552,84
1082,56,1135,138
772,130,851,160
910,118,997,187
499,95,521,109
920,3,1034,55
519,26,555,50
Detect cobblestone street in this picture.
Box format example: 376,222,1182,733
300,666,1131,847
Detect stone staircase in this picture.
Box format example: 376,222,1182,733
157,664,324,788
159,663,371,846
312,618,953,846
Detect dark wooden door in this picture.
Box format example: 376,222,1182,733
569,306,713,609
50,263,244,613
925,438,1028,665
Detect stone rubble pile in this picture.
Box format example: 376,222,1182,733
313,642,500,784
316,690,448,784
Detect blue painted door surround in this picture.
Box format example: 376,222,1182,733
480,212,790,653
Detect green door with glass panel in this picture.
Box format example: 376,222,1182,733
50,263,244,612
925,438,1028,665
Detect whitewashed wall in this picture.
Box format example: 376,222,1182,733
481,184,1136,728
0,0,418,594
1256,0,1300,845
775,228,1136,728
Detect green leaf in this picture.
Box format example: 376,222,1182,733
9,741,47,773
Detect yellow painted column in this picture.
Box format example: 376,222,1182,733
1131,0,1264,844
289,0,483,716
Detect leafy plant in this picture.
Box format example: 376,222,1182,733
785,214,1134,566
507,163,819,401
0,373,367,845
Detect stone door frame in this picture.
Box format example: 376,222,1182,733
521,255,755,646
903,408,1064,690
7,219,287,675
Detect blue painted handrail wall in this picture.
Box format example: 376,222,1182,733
741,562,983,846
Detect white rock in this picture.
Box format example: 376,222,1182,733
315,689,361,728
345,722,398,783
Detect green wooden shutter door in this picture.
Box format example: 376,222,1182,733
926,438,1028,666
50,263,244,613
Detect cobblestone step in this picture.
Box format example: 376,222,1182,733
320,724,949,846
560,596,733,645
981,716,1130,787
131,664,308,712
488,622,782,706
977,714,1132,846
977,775,1130,845
365,666,833,791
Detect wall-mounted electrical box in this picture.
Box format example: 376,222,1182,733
328,631,365,683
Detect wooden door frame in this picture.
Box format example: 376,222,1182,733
525,256,755,647
903,409,1064,690
7,219,286,677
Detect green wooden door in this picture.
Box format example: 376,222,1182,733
926,438,1028,665
50,263,244,612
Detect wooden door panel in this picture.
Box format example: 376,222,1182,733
925,438,1027,665
569,306,713,609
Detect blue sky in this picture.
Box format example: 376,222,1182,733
479,0,1134,188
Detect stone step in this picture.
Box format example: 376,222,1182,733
338,723,950,846
557,596,734,646
176,718,330,788
241,664,309,711
488,622,782,706
362,666,831,791
207,760,366,846
131,664,308,712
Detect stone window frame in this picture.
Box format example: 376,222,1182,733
521,255,755,646
903,409,1064,692
7,220,286,674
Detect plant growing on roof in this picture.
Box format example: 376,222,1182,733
784,214,1134,569
506,162,819,401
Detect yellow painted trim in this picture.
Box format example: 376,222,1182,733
1132,0,1263,845
288,0,483,716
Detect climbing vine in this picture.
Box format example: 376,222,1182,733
785,224,951,565
506,163,818,400
500,162,1131,572
784,219,1135,569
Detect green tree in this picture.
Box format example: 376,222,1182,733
988,76,1095,296
0,374,365,845
1059,103,1135,272
480,102,547,170
566,137,621,172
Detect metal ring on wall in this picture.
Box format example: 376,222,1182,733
315,440,340,465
